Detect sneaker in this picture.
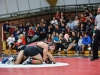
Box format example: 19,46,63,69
22,57,32,65
1,57,8,64
88,47,91,50
5,56,16,64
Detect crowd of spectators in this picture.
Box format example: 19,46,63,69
3,8,97,55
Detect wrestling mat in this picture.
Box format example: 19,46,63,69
0,61,69,68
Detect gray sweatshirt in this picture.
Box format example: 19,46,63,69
78,39,83,46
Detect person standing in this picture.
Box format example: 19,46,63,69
90,6,100,61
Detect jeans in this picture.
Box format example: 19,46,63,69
76,46,82,52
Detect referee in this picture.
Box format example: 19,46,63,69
90,6,100,61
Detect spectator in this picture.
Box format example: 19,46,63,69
31,25,36,31
81,32,92,54
54,25,61,34
60,12,66,24
40,19,46,26
66,32,78,51
14,30,20,41
75,23,81,36
27,27,34,41
86,16,92,23
75,35,83,54
29,27,40,43
51,31,56,39
25,22,31,31
53,33,61,54
53,33,60,44
60,22,65,35
14,27,19,40
22,27,27,36
51,17,58,26
80,14,87,23
7,34,15,54
34,26,40,37
84,8,90,17
18,23,23,33
36,23,41,32
65,25,70,33
67,18,75,31
45,34,53,45
64,31,69,41
47,25,52,34
20,34,26,45
40,23,47,40
74,16,79,26
59,34,69,54
54,11,60,20
80,22,86,32
89,13,95,23
86,21,94,37
3,21,10,39
14,34,23,52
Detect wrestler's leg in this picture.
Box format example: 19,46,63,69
31,53,43,64
14,50,27,64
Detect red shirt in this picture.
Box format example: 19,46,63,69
80,17,86,22
28,29,34,36
21,37,26,45
54,14,61,20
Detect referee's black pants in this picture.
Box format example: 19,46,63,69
92,30,100,59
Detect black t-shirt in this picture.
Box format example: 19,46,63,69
72,36,78,43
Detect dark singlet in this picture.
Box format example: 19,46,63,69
24,46,43,57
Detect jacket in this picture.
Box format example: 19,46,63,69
82,36,91,45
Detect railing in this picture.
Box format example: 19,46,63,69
0,3,100,19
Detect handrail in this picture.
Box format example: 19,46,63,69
0,3,100,18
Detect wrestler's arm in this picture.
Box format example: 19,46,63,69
47,52,56,64
37,42,48,61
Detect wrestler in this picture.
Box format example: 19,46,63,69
2,45,56,65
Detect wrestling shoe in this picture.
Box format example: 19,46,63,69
22,57,32,65
1,57,9,64
5,56,16,64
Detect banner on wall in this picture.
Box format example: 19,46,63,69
47,0,58,6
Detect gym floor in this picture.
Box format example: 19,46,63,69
0,55,100,75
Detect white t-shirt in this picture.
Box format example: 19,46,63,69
7,37,15,45
74,20,79,26
51,20,58,26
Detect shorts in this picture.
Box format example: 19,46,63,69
69,43,77,47
24,46,39,57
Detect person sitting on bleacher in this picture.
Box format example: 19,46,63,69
81,32,92,54
45,34,53,46
75,35,83,54
14,34,26,53
67,18,75,31
51,17,58,26
14,30,21,41
53,33,61,54
27,26,34,42
7,34,15,54
65,31,78,52
59,34,69,55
